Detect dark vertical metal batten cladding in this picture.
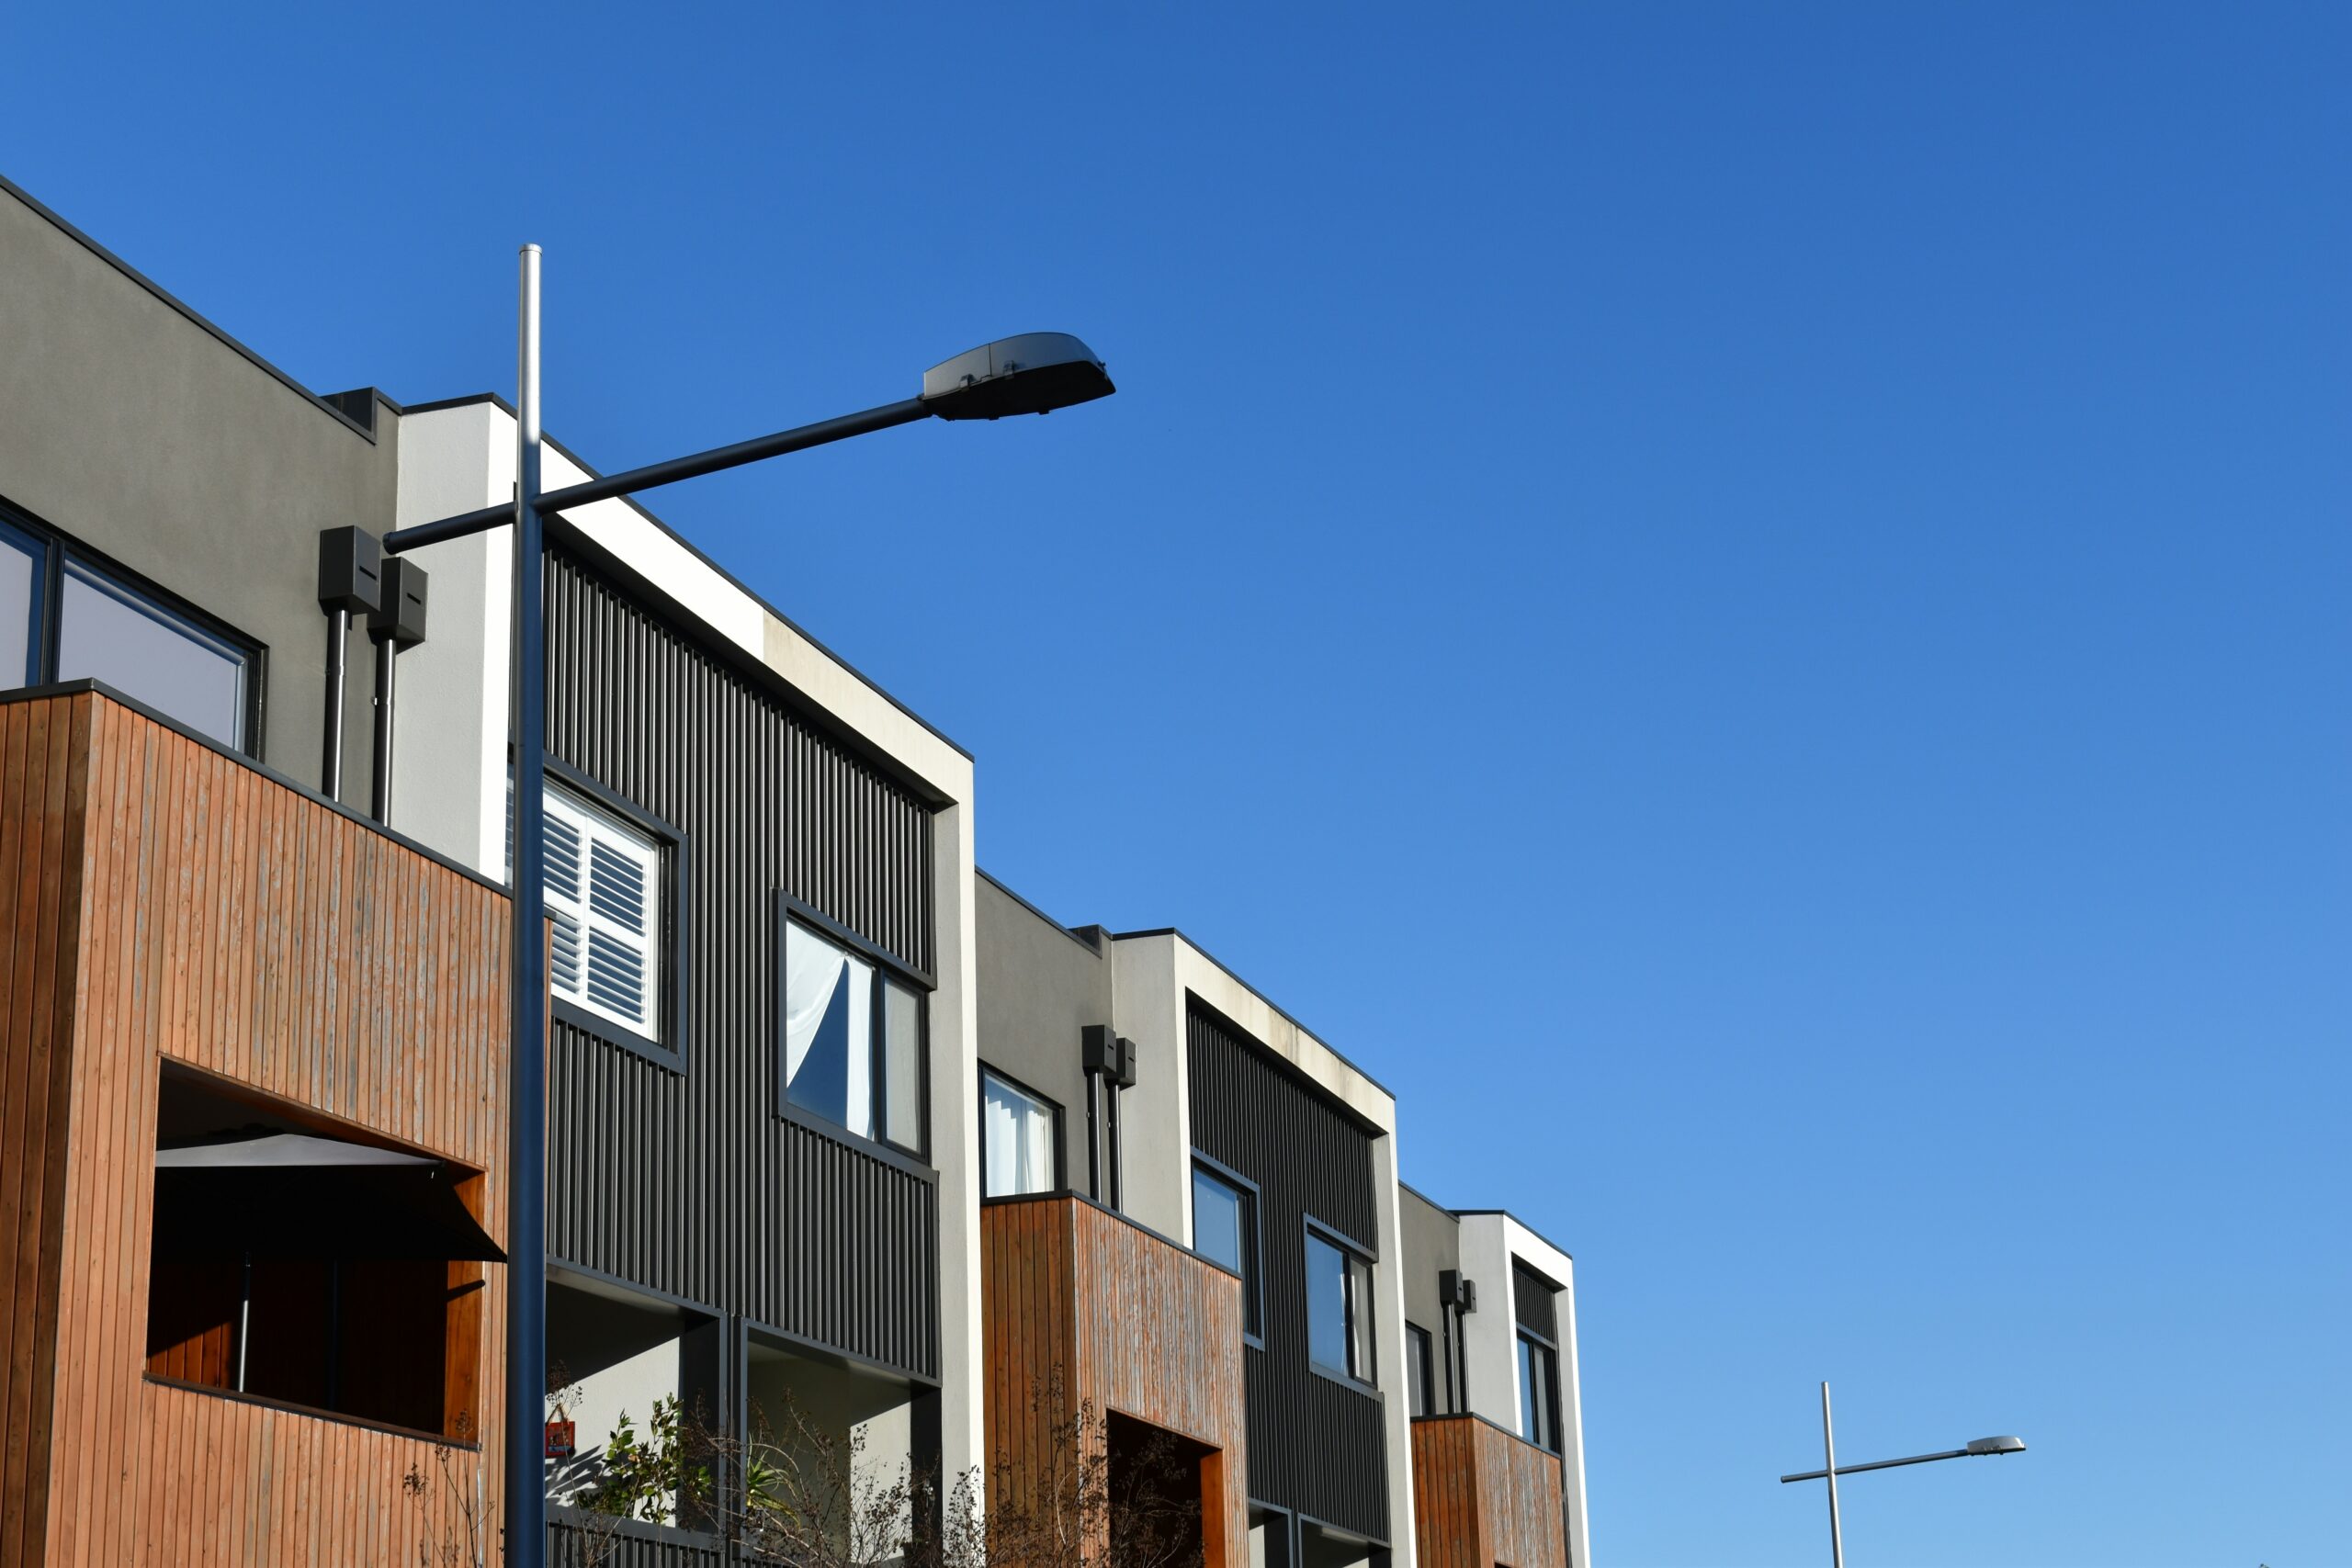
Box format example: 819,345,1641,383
542,545,939,1379
1186,1004,1388,1541
1513,1262,1559,1342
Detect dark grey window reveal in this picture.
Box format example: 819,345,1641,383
980,1068,1058,1198
782,912,926,1158
0,507,256,750
1191,1158,1262,1339
1518,1329,1561,1451
1406,1323,1434,1418
1306,1225,1375,1384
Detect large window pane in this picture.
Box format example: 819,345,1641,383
882,979,924,1154
1518,1333,1557,1450
1407,1324,1434,1417
0,523,39,687
981,1071,1055,1197
783,920,873,1135
1191,1162,1262,1335
1306,1232,1350,1374
56,559,246,747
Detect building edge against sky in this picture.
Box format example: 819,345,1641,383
0,166,1589,1568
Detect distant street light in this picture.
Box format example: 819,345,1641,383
1779,1382,2027,1567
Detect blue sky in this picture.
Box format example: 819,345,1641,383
8,4,2346,1562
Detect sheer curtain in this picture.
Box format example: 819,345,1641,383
982,1074,1054,1197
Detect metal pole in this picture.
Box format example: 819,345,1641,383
504,242,549,1568
1822,1382,1845,1568
369,632,396,822
321,608,348,798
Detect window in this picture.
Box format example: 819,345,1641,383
0,521,39,683
780,910,926,1157
981,1069,1059,1197
1407,1323,1435,1417
1518,1331,1561,1451
0,506,255,750
1306,1226,1375,1383
543,784,662,1041
1191,1158,1261,1339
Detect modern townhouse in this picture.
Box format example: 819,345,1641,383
1397,1190,1591,1568
0,176,517,1563
0,169,1593,1568
385,393,985,1562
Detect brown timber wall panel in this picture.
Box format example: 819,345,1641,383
0,692,512,1567
980,1196,1250,1568
1410,1416,1566,1568
544,546,939,1376
1185,1003,1388,1540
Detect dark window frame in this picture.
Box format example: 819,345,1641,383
774,890,934,1176
0,494,266,755
1190,1150,1265,1346
1302,1214,1379,1393
1405,1321,1435,1418
1516,1323,1563,1452
978,1062,1065,1199
541,759,691,1072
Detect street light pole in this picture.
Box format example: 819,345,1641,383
1821,1382,1846,1568
505,241,550,1568
382,252,1114,1568
1780,1387,2027,1567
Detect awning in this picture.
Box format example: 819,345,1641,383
153,1130,504,1262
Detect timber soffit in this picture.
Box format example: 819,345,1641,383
0,172,379,446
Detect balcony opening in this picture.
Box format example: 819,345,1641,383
1106,1411,1210,1568
741,1331,933,1563
545,1271,722,1528
143,1064,498,1441
1301,1517,1381,1568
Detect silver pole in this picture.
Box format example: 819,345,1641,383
1822,1382,1845,1568
504,242,549,1568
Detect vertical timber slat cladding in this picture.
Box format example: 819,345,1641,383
978,1195,1250,1568
1409,1416,1567,1568
0,691,512,1567
542,544,938,1375
1185,1002,1390,1540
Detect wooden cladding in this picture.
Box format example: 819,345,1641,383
1411,1415,1567,1568
979,1195,1249,1568
0,690,513,1567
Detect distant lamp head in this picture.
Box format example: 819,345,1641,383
1965,1437,2028,1457
921,333,1114,421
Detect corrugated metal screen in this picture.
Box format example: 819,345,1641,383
543,545,939,1378
1186,1001,1388,1540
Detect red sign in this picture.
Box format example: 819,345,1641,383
545,1419,576,1460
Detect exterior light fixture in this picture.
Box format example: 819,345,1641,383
920,333,1115,420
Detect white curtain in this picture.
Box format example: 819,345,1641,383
982,1076,1054,1197
783,922,873,1134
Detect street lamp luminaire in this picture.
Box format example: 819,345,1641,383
1780,1382,2027,1568
381,244,1115,1568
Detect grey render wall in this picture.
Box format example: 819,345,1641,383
0,177,397,802
974,871,1111,1195
1398,1184,1461,1349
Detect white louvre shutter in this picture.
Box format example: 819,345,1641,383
538,784,662,1039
